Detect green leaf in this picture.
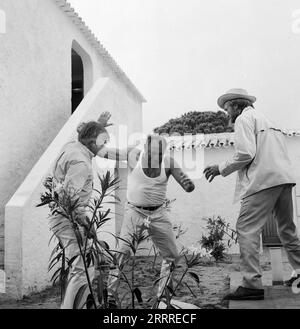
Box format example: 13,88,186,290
187,271,200,286
133,288,143,303
152,275,167,287
166,285,175,296
98,240,110,250
184,282,197,297
51,267,62,283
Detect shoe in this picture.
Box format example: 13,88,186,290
284,274,300,287
223,286,264,301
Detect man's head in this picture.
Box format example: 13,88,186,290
217,88,256,123
224,98,254,123
144,135,167,165
77,121,110,155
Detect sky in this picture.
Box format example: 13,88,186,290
69,0,300,133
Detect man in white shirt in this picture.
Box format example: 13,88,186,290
99,135,195,307
204,89,300,300
50,114,111,309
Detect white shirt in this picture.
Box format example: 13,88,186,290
219,107,296,203
52,141,94,208
127,152,168,207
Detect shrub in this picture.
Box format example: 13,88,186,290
154,111,233,135
199,216,238,262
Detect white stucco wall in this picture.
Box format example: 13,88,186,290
0,0,143,270
166,137,300,255
0,8,6,34
167,147,240,254
4,77,142,299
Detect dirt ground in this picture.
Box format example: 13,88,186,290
0,255,243,309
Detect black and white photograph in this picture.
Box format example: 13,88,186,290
1,0,300,317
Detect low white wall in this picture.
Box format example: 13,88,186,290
166,137,300,255
4,77,142,299
167,147,240,254
0,0,144,265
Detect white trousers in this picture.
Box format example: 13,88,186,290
237,184,300,289
107,203,180,298
49,216,94,309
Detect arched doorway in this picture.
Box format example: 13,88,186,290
71,49,84,114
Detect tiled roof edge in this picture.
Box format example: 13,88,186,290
165,131,300,150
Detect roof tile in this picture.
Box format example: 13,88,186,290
166,132,299,150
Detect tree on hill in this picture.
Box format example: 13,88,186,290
153,111,234,135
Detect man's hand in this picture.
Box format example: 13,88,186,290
168,156,195,193
203,165,220,183
98,111,113,127
179,172,195,192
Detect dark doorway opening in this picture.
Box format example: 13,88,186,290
72,49,84,114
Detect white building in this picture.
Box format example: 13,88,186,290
0,0,145,299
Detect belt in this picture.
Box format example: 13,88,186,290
128,202,163,212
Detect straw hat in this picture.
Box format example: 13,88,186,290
217,88,256,109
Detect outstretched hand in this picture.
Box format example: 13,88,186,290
203,165,220,183
98,111,113,127
169,157,195,193
179,172,195,192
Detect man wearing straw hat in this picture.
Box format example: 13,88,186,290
204,88,300,300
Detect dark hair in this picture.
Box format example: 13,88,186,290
77,121,107,143
226,98,254,111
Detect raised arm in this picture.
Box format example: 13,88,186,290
97,146,139,162
167,156,195,193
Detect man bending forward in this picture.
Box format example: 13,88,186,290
101,135,195,305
